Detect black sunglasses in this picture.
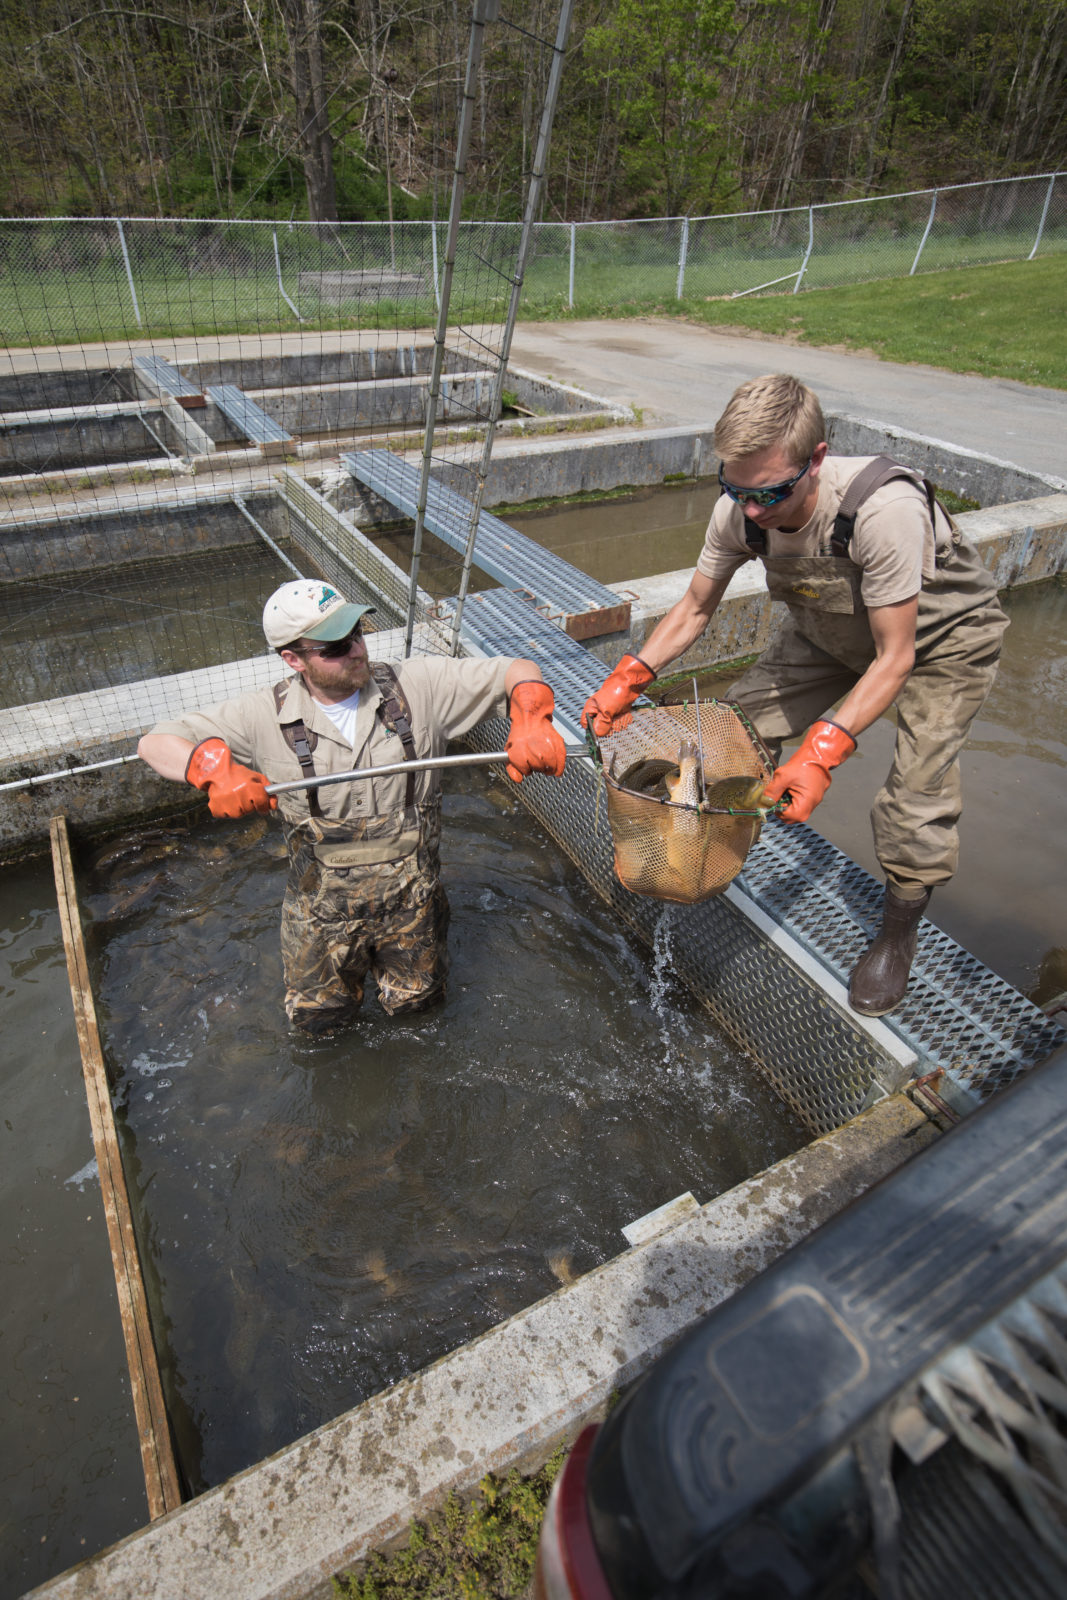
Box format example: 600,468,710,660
295,623,364,659
718,456,813,508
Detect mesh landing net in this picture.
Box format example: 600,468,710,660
594,700,776,905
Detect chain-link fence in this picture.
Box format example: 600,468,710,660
1,173,1063,346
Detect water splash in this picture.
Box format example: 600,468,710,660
648,907,696,1065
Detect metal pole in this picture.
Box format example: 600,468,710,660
676,215,689,300
569,221,576,307
266,743,589,797
1029,173,1057,261
272,231,304,320
431,219,441,309
910,191,938,276
402,0,499,659
232,493,305,578
115,218,142,328
448,0,576,656
793,206,815,293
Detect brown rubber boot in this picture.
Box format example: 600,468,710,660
849,886,932,1017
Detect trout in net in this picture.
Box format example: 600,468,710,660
609,740,769,896
617,742,772,816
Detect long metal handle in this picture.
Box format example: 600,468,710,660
264,745,589,797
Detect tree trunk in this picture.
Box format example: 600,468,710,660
279,0,338,221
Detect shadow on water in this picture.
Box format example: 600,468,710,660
76,766,805,1493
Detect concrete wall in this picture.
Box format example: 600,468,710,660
0,411,170,473
0,491,276,582
0,368,132,411
828,414,1067,504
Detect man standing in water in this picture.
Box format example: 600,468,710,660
582,373,1008,1016
139,580,567,1034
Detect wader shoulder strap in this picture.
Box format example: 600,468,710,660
830,455,939,557
743,455,940,560
370,663,417,809
273,679,323,817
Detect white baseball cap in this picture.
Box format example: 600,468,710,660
262,581,375,649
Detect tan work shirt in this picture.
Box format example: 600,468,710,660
697,455,957,608
151,654,511,829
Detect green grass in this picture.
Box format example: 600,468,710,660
3,234,1063,390
567,256,1066,389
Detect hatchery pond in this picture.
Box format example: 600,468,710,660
2,574,1064,1598
2,764,804,1596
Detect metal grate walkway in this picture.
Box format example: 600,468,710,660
206,384,293,457
455,588,1064,1128
344,448,630,639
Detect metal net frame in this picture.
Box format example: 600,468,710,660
590,699,778,906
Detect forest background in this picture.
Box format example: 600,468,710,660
1,0,1064,225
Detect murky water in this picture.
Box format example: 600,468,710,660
2,573,1062,1598
1,767,804,1595
0,544,287,706
508,481,720,586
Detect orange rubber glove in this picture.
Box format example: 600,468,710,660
505,682,567,783
580,654,655,738
763,719,856,823
186,737,277,819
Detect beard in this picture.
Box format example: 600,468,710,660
300,651,371,700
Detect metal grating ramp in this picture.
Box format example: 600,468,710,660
344,448,629,638
454,587,1063,1127
206,384,293,456
132,354,204,408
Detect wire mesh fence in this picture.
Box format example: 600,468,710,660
1,173,1062,348
0,0,583,782
0,158,1062,782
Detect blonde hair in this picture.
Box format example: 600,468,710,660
714,374,826,464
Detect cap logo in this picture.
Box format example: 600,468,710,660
318,586,338,611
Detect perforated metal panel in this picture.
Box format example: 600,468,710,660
456,587,1064,1131
921,1259,1067,1566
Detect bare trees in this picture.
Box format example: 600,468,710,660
0,0,1062,220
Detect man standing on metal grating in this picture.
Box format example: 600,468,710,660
138,580,567,1034
583,373,1008,1017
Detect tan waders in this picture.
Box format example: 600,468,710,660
729,460,1008,1014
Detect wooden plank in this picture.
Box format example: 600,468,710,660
49,814,183,1521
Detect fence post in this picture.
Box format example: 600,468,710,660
114,219,142,328
793,207,815,293
272,231,303,321
431,221,441,309
676,216,690,299
569,222,576,308
910,191,939,275
1029,174,1057,260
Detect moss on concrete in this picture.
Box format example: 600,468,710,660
332,1448,565,1599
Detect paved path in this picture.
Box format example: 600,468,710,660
508,318,1067,481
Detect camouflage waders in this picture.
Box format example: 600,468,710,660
729,462,1008,892
280,798,449,1032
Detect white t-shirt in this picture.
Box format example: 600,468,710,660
317,689,361,747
